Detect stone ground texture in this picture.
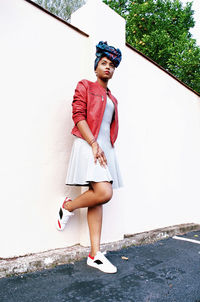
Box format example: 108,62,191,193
0,223,199,278
1,229,200,302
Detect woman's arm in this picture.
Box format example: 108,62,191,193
77,120,107,167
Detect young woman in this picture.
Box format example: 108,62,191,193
56,41,123,274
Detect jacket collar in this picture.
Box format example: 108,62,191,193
94,80,111,96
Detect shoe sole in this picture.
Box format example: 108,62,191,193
87,261,117,274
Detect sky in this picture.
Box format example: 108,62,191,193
180,0,200,46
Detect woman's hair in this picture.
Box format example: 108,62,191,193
94,41,122,70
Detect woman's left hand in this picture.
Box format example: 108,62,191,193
92,142,107,167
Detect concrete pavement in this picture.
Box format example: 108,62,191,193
0,230,200,302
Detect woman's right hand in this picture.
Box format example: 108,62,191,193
92,142,107,167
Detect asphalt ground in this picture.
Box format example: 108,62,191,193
0,231,200,302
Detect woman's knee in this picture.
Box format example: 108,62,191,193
100,190,113,204
92,182,113,204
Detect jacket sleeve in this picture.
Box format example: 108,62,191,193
72,80,88,125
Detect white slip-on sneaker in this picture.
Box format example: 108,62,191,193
87,251,117,274
56,197,74,231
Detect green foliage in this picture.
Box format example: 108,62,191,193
32,0,85,21
103,0,200,94
167,33,200,93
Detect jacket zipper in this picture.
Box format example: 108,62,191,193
89,92,104,101
95,94,107,139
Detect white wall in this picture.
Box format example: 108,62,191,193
118,46,200,234
0,0,90,257
0,0,200,258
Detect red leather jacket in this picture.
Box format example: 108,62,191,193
71,79,119,146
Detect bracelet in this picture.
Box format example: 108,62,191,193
89,137,96,146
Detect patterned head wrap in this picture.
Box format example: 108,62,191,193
94,41,122,70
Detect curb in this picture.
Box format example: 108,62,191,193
1,223,200,278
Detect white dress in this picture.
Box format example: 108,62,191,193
65,96,123,189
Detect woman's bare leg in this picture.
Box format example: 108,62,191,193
87,182,112,257
64,181,113,257
87,204,102,257
64,181,113,212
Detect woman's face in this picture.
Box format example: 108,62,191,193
95,57,115,81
